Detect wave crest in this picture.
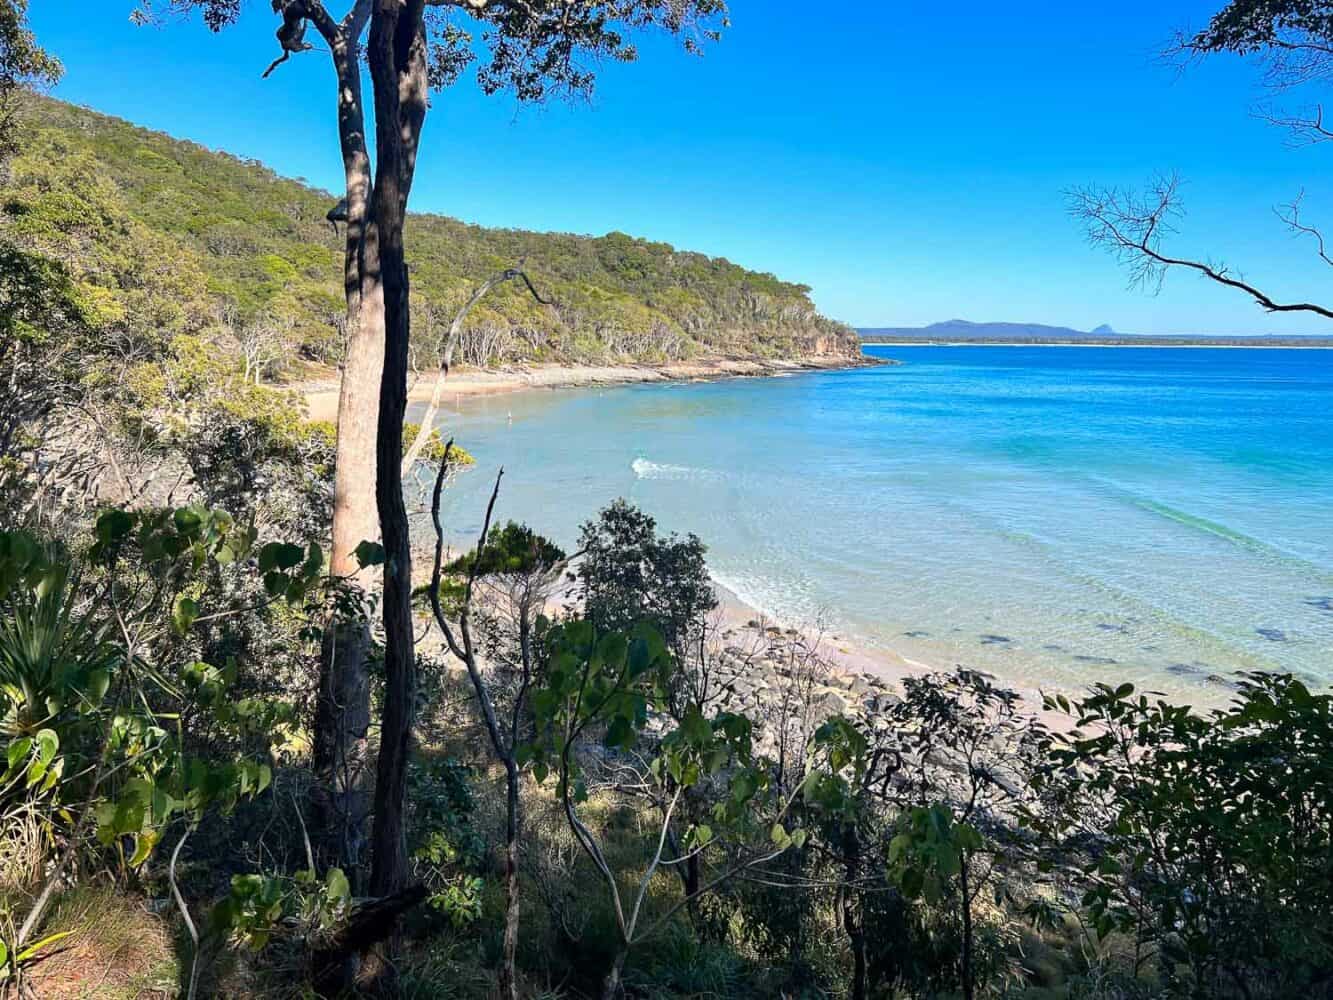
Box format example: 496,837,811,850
631,458,713,481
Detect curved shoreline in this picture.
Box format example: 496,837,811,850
295,354,886,423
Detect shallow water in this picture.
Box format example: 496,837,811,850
419,345,1333,697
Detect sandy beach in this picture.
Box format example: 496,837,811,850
293,354,885,423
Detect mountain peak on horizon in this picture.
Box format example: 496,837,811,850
859,319,1129,341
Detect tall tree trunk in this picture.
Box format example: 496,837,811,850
959,854,975,1000
312,6,376,897
841,823,867,1000
499,759,522,1000
367,0,429,905
601,948,628,1000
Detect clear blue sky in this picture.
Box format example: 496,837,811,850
29,0,1333,334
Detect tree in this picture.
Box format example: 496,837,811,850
578,499,718,661
0,0,60,157
522,618,818,999
879,670,1046,1000
144,0,729,955
1073,1,1333,322
1032,674,1333,998
426,453,568,1000
1069,175,1333,320
356,0,731,927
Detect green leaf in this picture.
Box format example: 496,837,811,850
6,737,32,773
353,540,385,568
85,667,110,705
325,867,350,903
603,716,634,750
259,542,304,572
172,596,199,634
679,706,711,747
96,509,133,542
35,729,58,766
14,931,72,964
128,831,158,867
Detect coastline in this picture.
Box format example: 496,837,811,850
861,340,1333,349
296,354,885,423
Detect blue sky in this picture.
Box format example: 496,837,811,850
29,0,1333,334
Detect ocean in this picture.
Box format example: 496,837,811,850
421,345,1333,697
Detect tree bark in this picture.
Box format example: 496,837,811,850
840,823,867,1000
959,854,975,1000
311,1,376,899
499,760,522,1000
367,0,429,906
601,948,628,1000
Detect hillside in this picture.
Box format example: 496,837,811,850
6,95,858,370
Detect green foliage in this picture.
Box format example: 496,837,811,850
10,94,858,369
444,520,565,579
0,503,319,920
403,422,472,466
210,864,352,951
887,804,984,905
522,619,673,792
1188,0,1332,56
1033,673,1333,998
0,0,61,159
408,755,487,928
577,499,717,657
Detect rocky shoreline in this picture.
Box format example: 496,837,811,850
712,617,904,730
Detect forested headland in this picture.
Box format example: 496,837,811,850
10,94,859,376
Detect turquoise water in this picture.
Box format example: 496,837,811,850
422,346,1333,695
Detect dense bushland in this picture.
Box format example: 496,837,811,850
2,480,1330,998
8,95,858,375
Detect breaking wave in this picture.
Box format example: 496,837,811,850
631,457,715,481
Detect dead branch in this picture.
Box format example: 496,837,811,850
401,262,554,474
1277,190,1333,268
1069,175,1333,321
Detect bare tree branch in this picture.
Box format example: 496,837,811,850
1069,175,1333,321
401,261,553,473
1277,190,1333,268
1254,102,1333,145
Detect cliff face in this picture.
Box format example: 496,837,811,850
15,96,857,366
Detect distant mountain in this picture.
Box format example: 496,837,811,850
859,319,1135,341
858,320,1333,348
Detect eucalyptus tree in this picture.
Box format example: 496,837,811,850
138,0,731,946
0,0,59,157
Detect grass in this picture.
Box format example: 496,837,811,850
22,888,178,999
